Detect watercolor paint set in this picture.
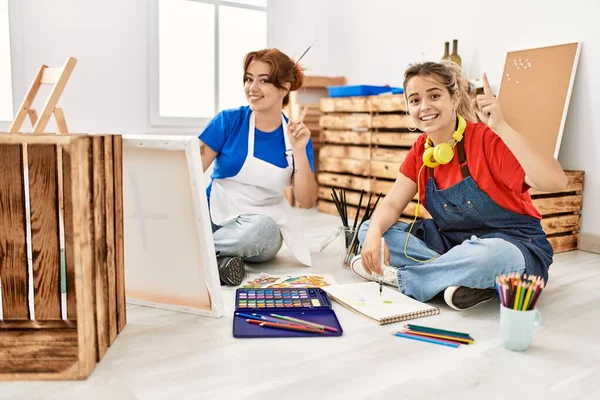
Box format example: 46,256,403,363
233,288,343,338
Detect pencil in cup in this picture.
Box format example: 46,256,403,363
495,273,545,311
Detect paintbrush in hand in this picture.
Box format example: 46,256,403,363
379,237,385,297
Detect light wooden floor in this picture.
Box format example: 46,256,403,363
1,209,599,400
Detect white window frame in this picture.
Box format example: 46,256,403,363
147,0,274,129
0,0,24,127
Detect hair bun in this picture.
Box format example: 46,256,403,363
291,62,305,91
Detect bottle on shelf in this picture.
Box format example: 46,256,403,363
442,41,450,61
450,39,462,66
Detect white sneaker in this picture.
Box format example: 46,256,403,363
350,255,398,287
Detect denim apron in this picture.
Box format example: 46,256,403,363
409,139,554,282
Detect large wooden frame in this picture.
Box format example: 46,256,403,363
122,135,224,317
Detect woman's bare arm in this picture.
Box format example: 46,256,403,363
199,140,218,172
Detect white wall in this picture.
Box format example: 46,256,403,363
272,0,600,239
0,0,597,239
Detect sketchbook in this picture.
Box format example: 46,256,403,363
323,282,439,325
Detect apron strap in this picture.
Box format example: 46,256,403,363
456,139,471,179
427,138,471,179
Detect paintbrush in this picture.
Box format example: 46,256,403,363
379,237,385,297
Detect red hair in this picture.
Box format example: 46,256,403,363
243,48,305,107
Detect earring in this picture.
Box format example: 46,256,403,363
408,117,418,132
452,108,457,121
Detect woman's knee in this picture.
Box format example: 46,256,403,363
464,237,525,270
242,214,282,249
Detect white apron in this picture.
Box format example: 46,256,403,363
209,112,312,266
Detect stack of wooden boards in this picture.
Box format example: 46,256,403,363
284,75,346,205
317,94,583,253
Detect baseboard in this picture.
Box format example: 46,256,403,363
580,233,600,254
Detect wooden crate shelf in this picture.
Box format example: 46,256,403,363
283,75,347,206
321,94,407,113
0,133,126,380
317,94,584,254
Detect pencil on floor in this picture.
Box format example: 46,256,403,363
402,330,474,345
405,324,472,339
394,332,459,348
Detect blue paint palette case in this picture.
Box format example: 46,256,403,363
233,288,343,338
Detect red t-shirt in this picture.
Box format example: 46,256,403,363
400,121,541,219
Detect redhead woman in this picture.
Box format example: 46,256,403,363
199,49,317,286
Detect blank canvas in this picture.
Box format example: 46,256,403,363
122,135,223,317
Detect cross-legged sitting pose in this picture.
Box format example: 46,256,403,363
198,48,317,286
352,61,567,310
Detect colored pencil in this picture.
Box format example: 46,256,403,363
236,312,266,321
403,330,474,345
405,324,472,339
236,312,314,329
521,282,534,311
496,273,545,310
246,319,324,334
529,281,545,309
514,283,522,310
496,282,504,306
250,312,308,326
400,331,466,346
269,313,337,332
394,332,459,348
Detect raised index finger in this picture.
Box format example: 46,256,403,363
297,105,308,124
482,73,493,96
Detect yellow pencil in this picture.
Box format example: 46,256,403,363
404,330,474,344
513,282,522,310
522,282,534,311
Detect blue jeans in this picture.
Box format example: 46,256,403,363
358,220,526,302
212,214,283,262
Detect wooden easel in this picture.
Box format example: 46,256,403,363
9,56,77,134
8,57,77,217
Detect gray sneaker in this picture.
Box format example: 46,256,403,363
217,255,245,286
444,286,496,311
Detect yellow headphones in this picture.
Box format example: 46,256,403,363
422,114,467,168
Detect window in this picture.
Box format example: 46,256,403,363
0,0,13,121
149,0,269,128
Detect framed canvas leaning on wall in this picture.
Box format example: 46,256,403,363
122,135,224,317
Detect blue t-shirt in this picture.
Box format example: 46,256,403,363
199,106,315,199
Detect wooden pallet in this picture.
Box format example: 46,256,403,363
0,133,125,380
317,171,583,254
317,94,583,253
283,75,347,206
